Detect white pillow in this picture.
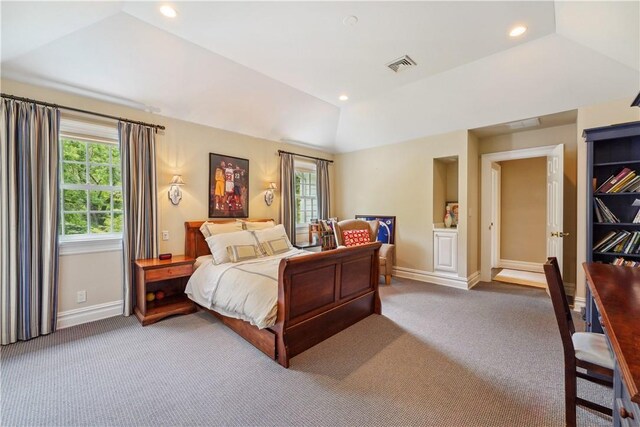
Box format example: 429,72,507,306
194,255,213,269
205,221,243,236
199,222,212,239
205,230,260,265
244,220,276,231
252,224,292,249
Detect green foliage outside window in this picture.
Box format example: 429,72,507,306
60,137,122,236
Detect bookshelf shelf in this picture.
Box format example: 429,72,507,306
585,120,640,334
594,222,640,226
593,159,640,167
593,251,640,258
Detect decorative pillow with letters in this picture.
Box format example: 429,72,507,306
342,229,371,247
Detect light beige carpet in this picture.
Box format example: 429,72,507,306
494,268,547,289
1,278,609,426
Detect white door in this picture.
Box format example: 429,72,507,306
546,144,565,271
490,163,501,268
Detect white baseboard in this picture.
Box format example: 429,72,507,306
57,300,123,329
393,267,479,290
573,296,586,313
498,259,543,273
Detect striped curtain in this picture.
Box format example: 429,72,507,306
279,152,296,244
119,122,158,316
316,159,330,220
1,98,60,345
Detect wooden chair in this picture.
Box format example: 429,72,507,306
543,257,614,427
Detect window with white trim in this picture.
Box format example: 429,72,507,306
59,119,122,241
294,162,317,226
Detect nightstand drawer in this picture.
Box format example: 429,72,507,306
145,264,192,282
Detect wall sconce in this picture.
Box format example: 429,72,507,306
168,175,185,205
264,182,277,206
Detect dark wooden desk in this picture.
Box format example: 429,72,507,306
583,263,640,426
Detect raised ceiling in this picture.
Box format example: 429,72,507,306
2,1,639,153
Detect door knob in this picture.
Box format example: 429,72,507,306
551,232,570,237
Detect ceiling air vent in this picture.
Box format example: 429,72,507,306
386,55,417,73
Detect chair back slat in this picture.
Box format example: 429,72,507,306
543,257,575,357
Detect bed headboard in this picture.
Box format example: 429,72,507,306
184,219,275,259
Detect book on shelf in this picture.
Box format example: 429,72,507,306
609,171,637,193
633,207,640,223
612,257,640,267
594,230,631,252
593,198,619,223
617,175,640,193
596,167,633,193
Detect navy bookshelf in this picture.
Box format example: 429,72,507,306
584,121,640,333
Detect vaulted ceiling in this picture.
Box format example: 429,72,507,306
2,1,639,152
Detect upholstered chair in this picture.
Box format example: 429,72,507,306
333,219,395,285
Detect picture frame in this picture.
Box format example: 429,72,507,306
446,202,459,226
355,215,396,244
208,153,249,218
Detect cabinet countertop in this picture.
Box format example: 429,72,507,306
583,262,640,404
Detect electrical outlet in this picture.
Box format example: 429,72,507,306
77,290,87,304
162,230,169,241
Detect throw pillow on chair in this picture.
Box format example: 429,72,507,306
342,229,370,247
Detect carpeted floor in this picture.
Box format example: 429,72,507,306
1,278,611,426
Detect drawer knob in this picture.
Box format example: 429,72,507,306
620,407,635,419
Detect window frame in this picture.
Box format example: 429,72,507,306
294,160,318,229
58,118,123,254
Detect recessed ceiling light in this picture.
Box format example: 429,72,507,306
339,95,349,101
160,5,177,18
509,25,527,37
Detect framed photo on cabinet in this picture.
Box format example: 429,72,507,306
208,153,249,218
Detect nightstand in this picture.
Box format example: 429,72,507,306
134,255,196,326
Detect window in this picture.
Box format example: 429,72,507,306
295,166,317,226
59,119,122,242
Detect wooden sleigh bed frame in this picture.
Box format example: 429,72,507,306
185,219,382,368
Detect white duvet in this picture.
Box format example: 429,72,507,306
185,248,306,329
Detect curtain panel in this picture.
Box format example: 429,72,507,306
316,159,330,220
279,152,296,244
119,122,158,316
1,98,60,345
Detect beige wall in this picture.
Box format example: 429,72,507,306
576,97,640,303
478,123,578,284
2,79,334,313
446,161,459,202
499,157,547,263
433,159,447,222
334,129,471,277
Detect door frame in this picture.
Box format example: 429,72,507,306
480,144,561,282
490,163,501,268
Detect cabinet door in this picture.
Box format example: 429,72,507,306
434,232,458,272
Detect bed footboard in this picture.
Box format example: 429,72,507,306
274,242,381,368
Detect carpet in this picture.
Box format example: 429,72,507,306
1,278,610,426
494,268,548,289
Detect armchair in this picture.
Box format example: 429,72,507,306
333,219,395,285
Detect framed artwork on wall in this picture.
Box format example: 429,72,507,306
355,215,396,244
208,153,249,218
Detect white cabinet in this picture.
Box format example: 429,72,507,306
434,230,458,273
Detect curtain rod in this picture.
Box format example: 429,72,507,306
277,149,333,164
1,93,166,131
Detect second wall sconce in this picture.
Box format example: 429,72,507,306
264,182,277,206
168,174,185,205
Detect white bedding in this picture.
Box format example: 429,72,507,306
185,248,306,329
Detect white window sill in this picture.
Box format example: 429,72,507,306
59,236,123,256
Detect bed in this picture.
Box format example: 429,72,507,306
184,219,381,368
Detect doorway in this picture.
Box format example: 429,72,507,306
480,144,566,283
